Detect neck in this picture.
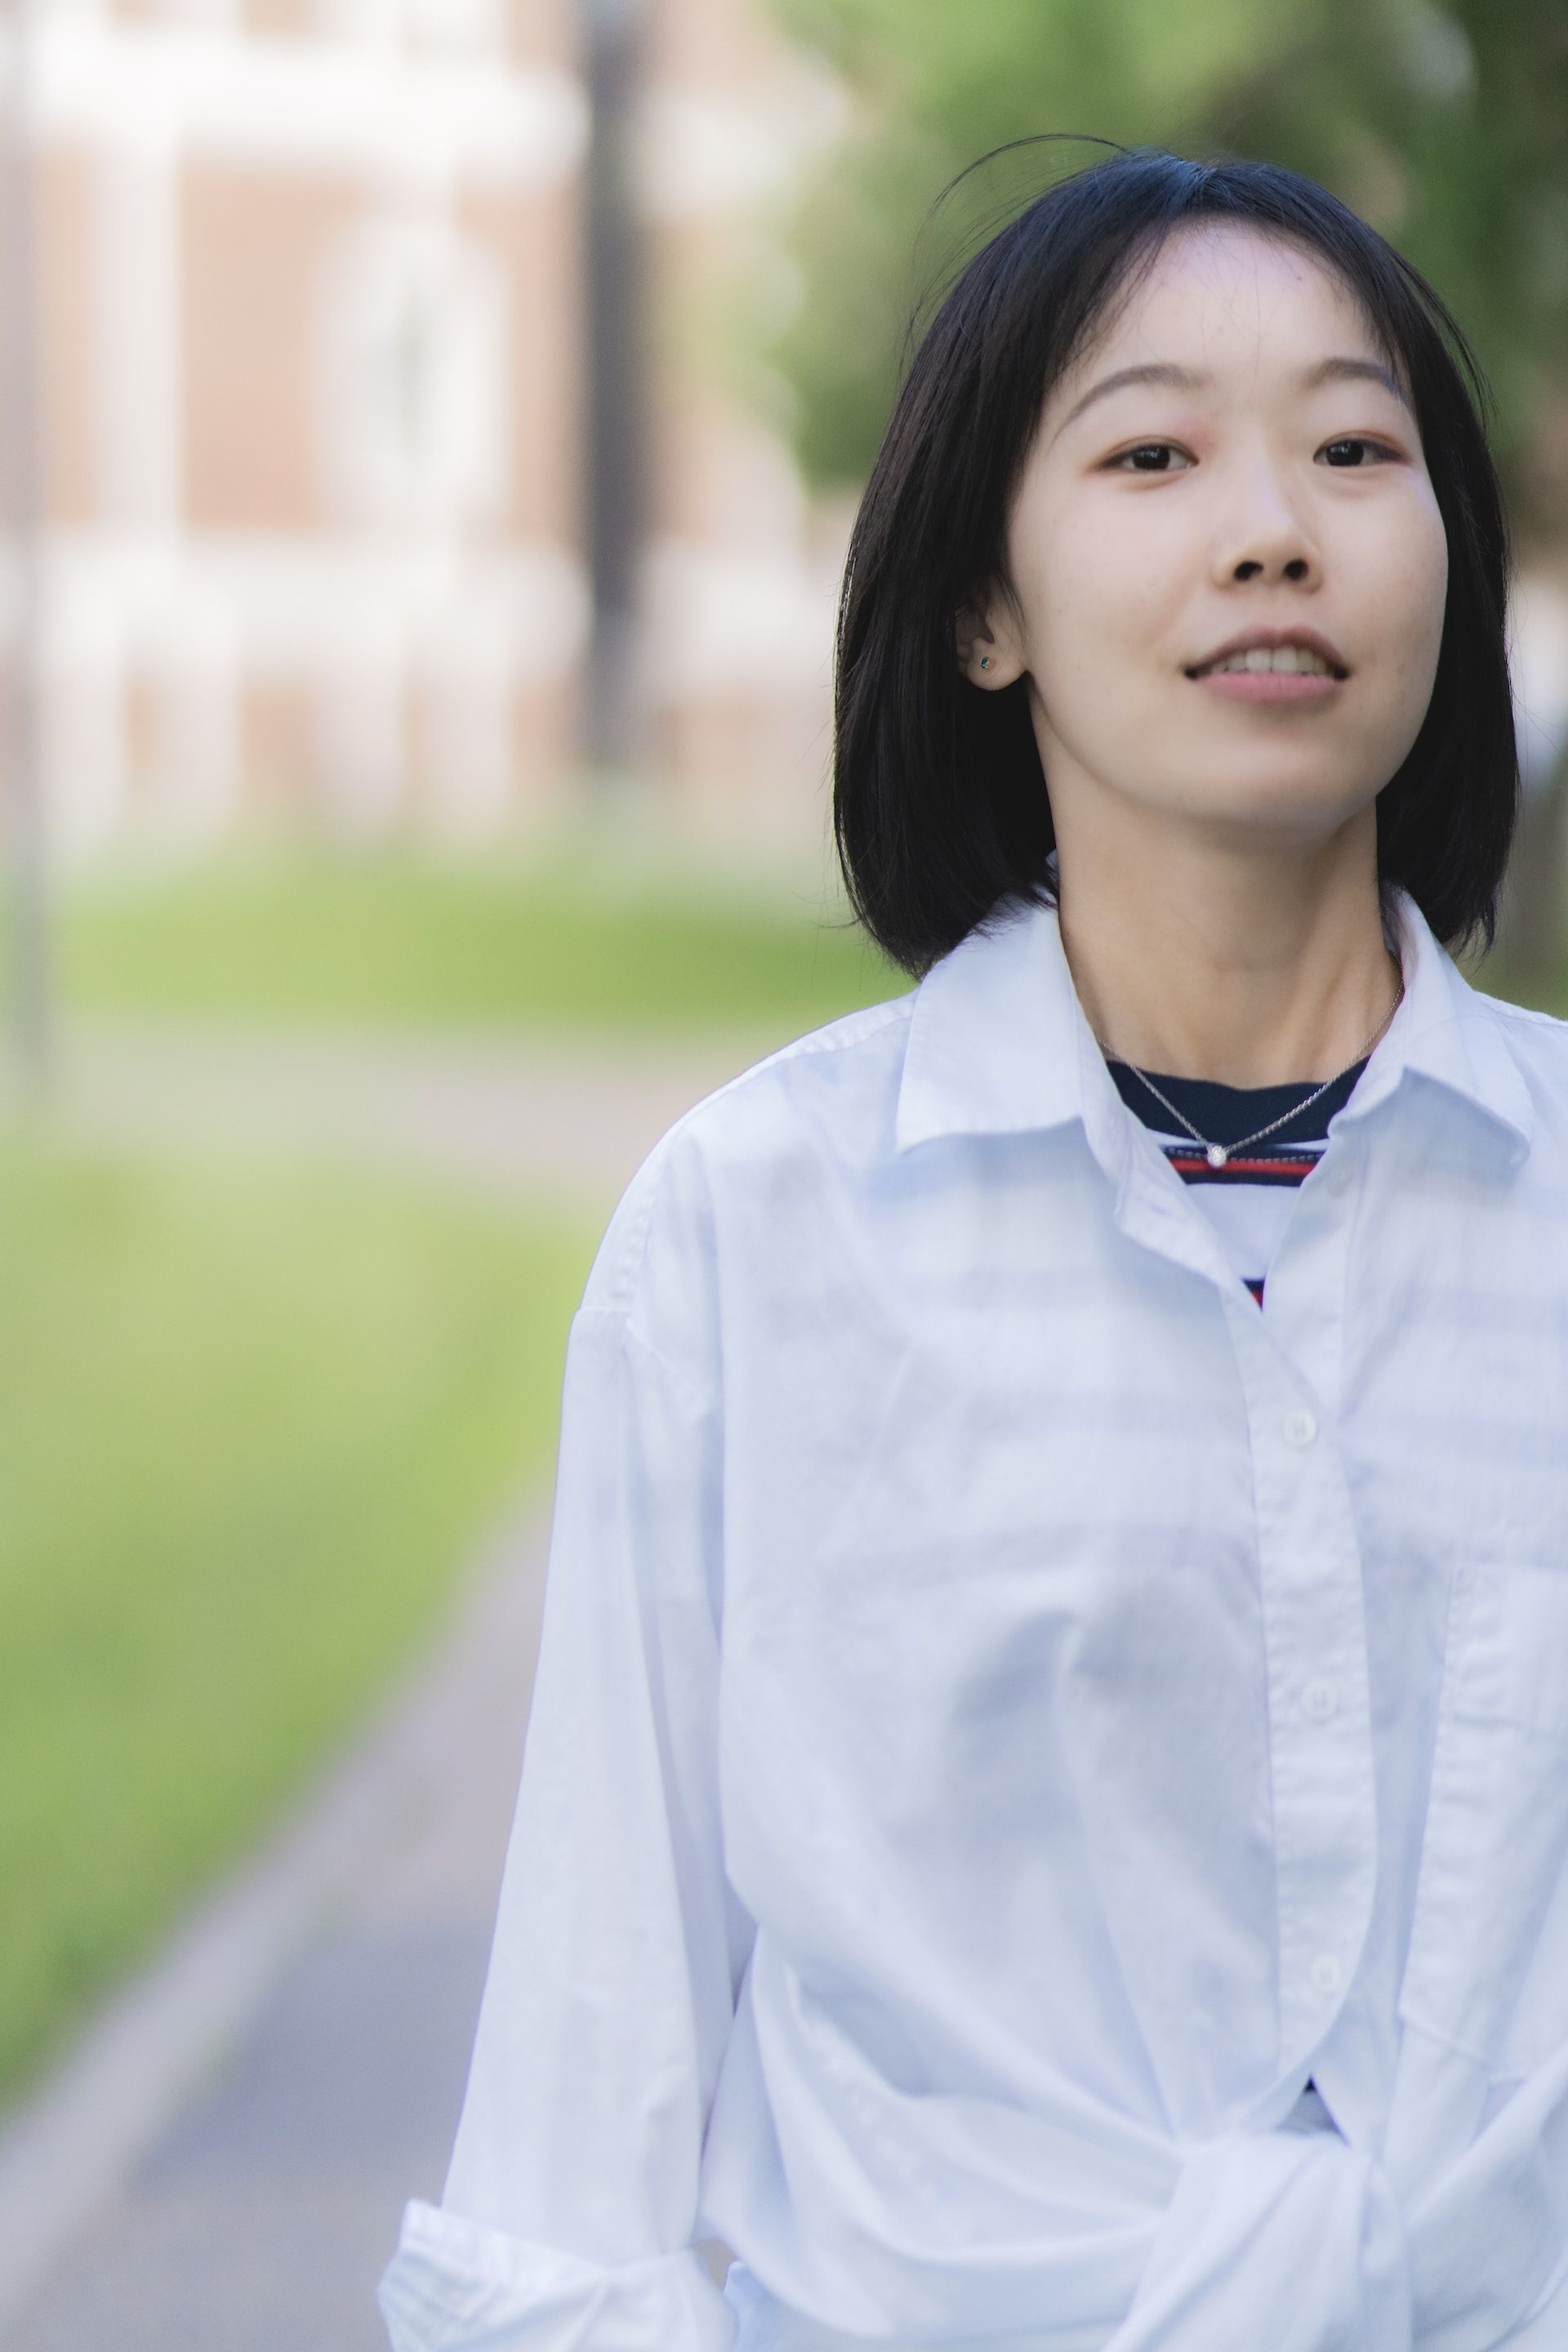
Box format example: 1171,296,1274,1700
1053,804,1401,1089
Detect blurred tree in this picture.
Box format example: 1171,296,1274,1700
765,0,1568,511
764,0,1568,969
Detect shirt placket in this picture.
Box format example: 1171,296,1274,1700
1111,1134,1381,2098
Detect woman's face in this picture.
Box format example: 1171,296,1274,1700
965,223,1450,853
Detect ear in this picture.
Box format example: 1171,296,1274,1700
956,596,1026,689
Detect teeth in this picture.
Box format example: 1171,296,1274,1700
1202,645,1332,676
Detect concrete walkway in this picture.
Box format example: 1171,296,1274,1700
42,1015,777,1200
0,1018,766,2350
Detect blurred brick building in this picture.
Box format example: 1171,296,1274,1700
6,0,844,861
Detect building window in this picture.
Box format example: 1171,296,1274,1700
316,213,511,529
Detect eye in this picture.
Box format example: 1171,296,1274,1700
1108,443,1193,474
1317,436,1398,468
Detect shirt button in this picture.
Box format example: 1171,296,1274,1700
1302,1679,1340,1722
1283,1408,1318,1447
1310,1954,1343,1997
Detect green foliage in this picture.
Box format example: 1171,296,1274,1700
766,0,1568,524
57,850,903,1035
0,1138,594,2100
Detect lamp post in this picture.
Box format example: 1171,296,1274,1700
581,0,648,777
2,0,47,1099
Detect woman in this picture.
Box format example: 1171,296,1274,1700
379,149,1568,2351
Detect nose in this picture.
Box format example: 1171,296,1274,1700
1217,457,1317,586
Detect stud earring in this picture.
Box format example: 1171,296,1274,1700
979,657,991,670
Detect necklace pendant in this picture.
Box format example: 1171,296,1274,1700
1206,1143,1228,1169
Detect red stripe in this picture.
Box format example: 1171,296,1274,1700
1166,1152,1318,1177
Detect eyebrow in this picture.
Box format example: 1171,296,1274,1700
1057,353,1413,432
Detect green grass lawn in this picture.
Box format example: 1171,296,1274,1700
0,848,901,2114
0,1133,595,2105
56,849,905,1036
52,846,1564,1037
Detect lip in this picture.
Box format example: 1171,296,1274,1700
1185,624,1349,704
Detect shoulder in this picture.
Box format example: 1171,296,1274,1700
1474,986,1568,1089
1476,989,1568,1049
580,992,917,1325
1458,982,1568,1170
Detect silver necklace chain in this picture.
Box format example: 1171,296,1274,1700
1104,978,1405,1169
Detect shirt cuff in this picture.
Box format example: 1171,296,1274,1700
377,2201,737,2352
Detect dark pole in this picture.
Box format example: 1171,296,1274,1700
2,0,47,1098
1495,744,1568,985
581,0,648,775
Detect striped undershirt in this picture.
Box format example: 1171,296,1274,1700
1106,1055,1370,1306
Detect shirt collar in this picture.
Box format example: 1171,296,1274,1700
894,884,1535,1168
894,892,1094,1153
1334,885,1534,1162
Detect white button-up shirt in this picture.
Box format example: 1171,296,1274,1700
379,886,1568,2352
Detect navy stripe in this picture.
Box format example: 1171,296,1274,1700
1107,1055,1368,1149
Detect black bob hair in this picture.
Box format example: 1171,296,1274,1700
834,144,1519,976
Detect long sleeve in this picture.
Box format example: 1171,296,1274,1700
378,1247,754,2351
